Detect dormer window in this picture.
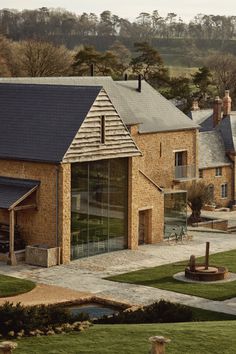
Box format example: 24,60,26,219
101,115,106,144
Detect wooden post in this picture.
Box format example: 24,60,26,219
149,336,171,354
205,242,210,270
8,210,17,266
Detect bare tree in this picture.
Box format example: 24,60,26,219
206,53,236,96
0,35,20,76
18,40,72,77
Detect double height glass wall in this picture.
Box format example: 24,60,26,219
71,158,128,259
164,191,187,239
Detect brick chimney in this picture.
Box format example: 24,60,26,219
191,99,200,111
213,96,222,127
223,89,232,117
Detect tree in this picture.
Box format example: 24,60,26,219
192,66,212,97
206,53,236,96
73,45,123,78
130,42,169,87
184,181,213,223
0,35,21,76
18,40,72,77
109,41,131,71
163,76,192,113
72,45,101,76
97,50,123,77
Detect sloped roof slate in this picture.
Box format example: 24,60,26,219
0,77,198,133
0,83,101,162
0,177,40,209
199,130,231,169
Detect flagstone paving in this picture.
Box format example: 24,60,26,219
1,230,236,315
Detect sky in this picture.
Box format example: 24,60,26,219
1,0,236,22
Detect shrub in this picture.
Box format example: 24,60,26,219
96,300,193,324
0,302,90,337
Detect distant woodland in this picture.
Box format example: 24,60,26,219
2,8,236,66
2,8,236,109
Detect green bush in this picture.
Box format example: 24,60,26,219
96,300,192,324
0,302,90,337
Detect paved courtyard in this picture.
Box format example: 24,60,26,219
1,230,236,315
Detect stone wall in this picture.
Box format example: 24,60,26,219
126,127,197,246
200,165,233,207
0,159,71,264
130,127,198,189
128,156,164,249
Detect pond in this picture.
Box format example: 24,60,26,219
65,302,119,319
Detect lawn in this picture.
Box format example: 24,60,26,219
0,274,35,297
106,249,236,301
15,321,236,354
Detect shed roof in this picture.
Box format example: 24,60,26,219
0,83,101,163
0,177,40,209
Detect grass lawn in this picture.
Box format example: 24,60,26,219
0,274,35,297
106,249,236,301
15,321,236,354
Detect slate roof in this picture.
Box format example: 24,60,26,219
0,177,40,209
188,109,213,131
218,113,236,152
0,77,198,133
198,131,231,169
115,80,199,133
0,83,101,162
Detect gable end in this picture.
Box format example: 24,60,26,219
63,89,141,163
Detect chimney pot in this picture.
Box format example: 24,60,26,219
137,74,142,92
191,99,200,111
223,89,232,116
90,64,94,77
213,96,222,127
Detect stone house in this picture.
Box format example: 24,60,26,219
189,91,235,207
0,77,198,264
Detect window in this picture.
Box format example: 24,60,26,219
208,184,214,200
215,167,222,176
199,170,203,178
175,151,187,167
221,183,228,198
100,115,106,144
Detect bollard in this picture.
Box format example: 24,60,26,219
149,336,171,354
0,342,17,354
189,255,196,272
205,242,210,270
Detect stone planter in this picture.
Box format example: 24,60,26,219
25,245,60,267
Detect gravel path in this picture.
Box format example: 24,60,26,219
0,283,90,306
